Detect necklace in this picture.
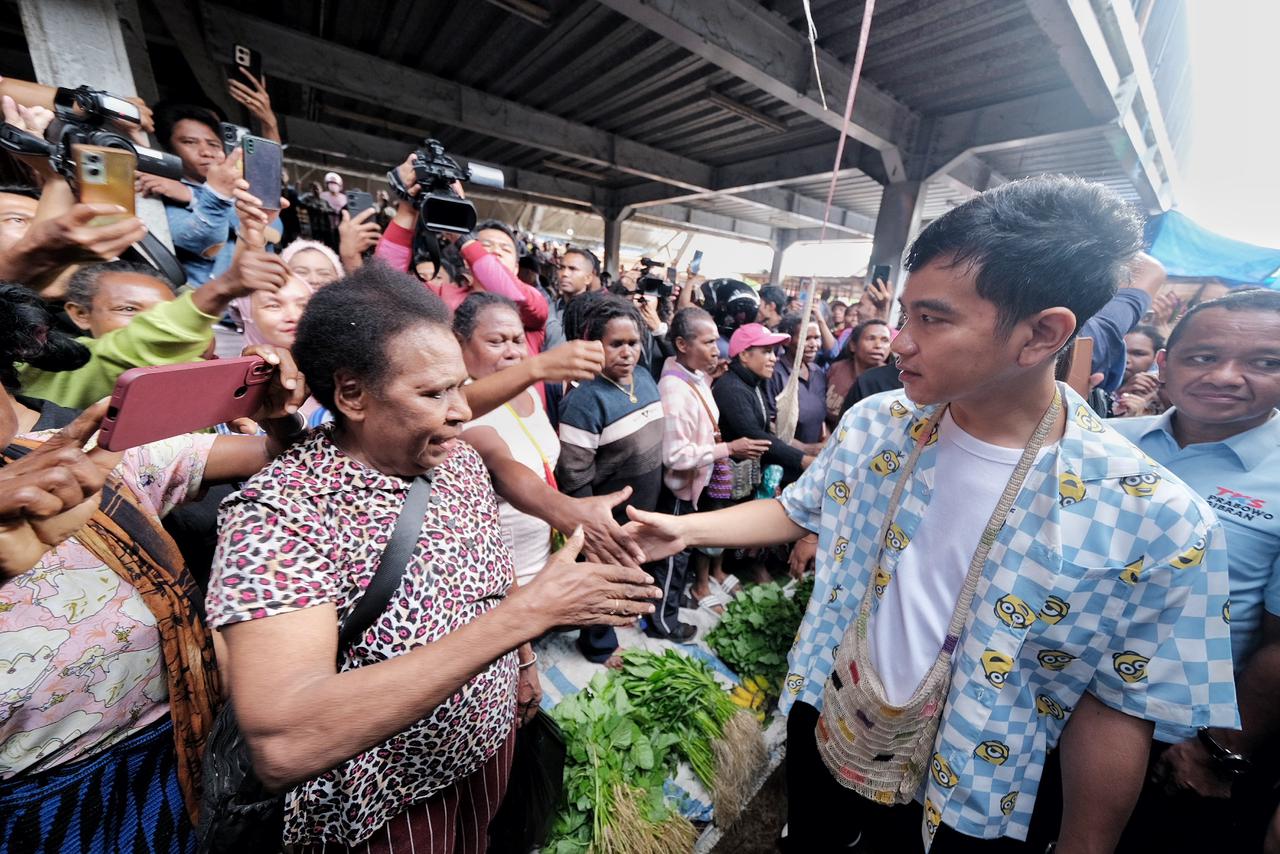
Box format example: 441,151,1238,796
602,374,637,403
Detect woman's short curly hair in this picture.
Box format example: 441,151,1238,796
292,262,450,415
0,283,90,389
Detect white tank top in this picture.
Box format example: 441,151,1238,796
464,389,561,585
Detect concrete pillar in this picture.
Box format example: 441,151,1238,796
867,180,923,292
599,206,630,279
769,230,797,286
19,0,173,249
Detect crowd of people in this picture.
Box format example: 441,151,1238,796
0,60,1277,854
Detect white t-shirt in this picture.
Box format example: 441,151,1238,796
869,410,1046,705
463,390,560,585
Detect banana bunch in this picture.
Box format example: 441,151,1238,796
728,675,770,721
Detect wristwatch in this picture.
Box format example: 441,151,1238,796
1196,727,1251,778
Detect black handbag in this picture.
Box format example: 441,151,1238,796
198,475,434,853
486,710,566,853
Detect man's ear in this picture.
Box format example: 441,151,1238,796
1017,307,1077,368
1155,348,1167,383
332,369,367,423
64,301,93,333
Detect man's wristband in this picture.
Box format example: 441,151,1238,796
263,411,308,445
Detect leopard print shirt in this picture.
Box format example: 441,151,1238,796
207,427,517,846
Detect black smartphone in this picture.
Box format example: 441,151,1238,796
241,134,282,211
345,189,375,218
228,43,263,82
871,264,892,285
689,249,703,276
219,122,248,156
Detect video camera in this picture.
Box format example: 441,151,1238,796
0,85,183,185
386,137,505,272
636,257,675,299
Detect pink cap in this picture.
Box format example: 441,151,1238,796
729,323,790,358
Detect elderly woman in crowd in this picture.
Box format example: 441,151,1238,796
657,306,769,616
454,292,644,584
0,282,308,854
206,265,660,852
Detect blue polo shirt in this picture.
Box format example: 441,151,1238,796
1110,410,1280,670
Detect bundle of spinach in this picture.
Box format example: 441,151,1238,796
618,648,765,825
546,672,696,854
704,581,805,690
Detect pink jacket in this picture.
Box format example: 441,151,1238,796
657,357,730,508
373,222,548,354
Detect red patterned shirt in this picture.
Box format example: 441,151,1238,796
206,427,517,846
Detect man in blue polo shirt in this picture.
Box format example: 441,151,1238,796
1111,288,1280,852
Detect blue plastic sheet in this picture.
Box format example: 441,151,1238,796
1147,210,1280,286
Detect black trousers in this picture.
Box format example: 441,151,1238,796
1116,740,1280,854
645,488,694,638
784,702,1056,853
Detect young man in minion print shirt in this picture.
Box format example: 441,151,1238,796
623,176,1237,853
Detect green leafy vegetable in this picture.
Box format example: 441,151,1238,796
705,580,807,692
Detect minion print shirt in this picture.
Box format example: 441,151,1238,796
777,383,1238,847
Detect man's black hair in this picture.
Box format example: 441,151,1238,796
453,292,518,340
0,283,90,388
64,260,172,308
154,103,223,152
1165,288,1280,352
581,294,644,342
760,286,786,312
0,184,40,201
293,262,450,415
563,245,601,276
1127,323,1165,354
904,175,1144,336
474,219,517,247
667,306,714,348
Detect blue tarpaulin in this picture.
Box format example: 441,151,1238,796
1147,210,1280,286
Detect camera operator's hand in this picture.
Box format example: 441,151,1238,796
338,208,381,272
227,68,280,143
0,401,122,580
531,340,606,383
1,94,54,137
395,155,421,198
135,174,193,205
205,147,241,198
14,203,145,267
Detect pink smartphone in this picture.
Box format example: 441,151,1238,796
97,357,273,451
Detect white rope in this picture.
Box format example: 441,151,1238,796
802,0,829,110
775,0,877,443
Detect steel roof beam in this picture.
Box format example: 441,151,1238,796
202,4,713,192
282,117,775,242
1024,0,1180,210
595,0,918,181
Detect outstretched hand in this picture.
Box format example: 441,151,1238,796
513,527,662,632
621,505,688,563
564,485,646,568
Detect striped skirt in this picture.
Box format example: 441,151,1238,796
297,728,516,854
0,717,195,854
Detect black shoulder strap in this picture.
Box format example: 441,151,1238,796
336,474,433,659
